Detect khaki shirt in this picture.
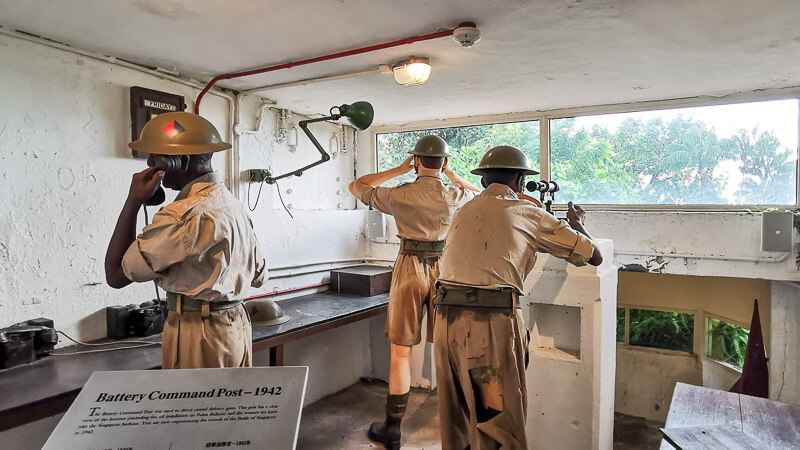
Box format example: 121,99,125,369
438,183,595,294
122,172,267,302
360,175,474,242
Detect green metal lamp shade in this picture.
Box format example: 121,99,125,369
339,101,374,130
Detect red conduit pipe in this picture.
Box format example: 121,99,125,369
195,28,457,114
245,282,331,301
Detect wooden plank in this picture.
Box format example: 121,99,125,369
740,394,800,449
664,383,743,429
660,383,743,450
661,425,762,450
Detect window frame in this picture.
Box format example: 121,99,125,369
372,89,800,211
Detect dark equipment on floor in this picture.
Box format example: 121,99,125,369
0,318,58,370
330,265,393,297
106,301,164,339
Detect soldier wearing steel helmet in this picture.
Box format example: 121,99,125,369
434,145,603,449
105,112,266,369
348,134,480,449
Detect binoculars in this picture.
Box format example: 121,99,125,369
525,180,560,194
525,180,560,214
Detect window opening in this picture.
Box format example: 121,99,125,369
376,121,540,187
707,317,750,369
617,307,694,353
549,99,798,205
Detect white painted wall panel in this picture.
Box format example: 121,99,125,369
0,34,230,341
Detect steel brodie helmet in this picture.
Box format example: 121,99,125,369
246,299,291,327
470,145,540,175
129,112,231,155
408,135,453,158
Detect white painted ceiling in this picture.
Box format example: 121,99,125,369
2,0,799,125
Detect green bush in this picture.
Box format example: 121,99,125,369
627,309,694,352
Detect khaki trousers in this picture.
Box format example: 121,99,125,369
385,251,441,346
434,306,529,450
161,303,253,369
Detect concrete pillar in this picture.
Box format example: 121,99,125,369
769,281,800,405
522,239,617,450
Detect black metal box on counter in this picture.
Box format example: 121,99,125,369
330,265,393,297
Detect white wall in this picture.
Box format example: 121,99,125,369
770,281,800,405
236,95,371,297
615,347,702,421
0,34,231,340
584,211,799,282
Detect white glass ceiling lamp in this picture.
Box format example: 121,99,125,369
392,57,431,87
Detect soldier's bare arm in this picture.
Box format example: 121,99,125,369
567,201,603,266
348,156,414,198
104,167,164,288
443,163,481,193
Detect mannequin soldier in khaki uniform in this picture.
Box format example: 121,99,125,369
348,135,480,449
105,112,266,369
434,146,603,449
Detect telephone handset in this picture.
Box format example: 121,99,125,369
145,187,166,206
145,154,184,206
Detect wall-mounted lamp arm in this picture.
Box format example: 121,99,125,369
262,115,335,184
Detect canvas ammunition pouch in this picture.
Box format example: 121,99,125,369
435,285,518,309
166,292,241,313
400,238,445,253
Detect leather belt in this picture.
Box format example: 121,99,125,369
435,285,518,309
166,292,241,313
400,238,445,253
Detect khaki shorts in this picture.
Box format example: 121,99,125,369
161,303,253,369
385,251,441,346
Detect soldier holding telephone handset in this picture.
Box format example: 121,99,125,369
104,112,267,369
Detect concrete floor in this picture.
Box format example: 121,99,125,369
298,380,665,450
612,413,665,450
298,379,441,450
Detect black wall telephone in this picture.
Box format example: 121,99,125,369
145,154,185,206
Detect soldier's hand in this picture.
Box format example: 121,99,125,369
397,156,415,173
567,201,585,227
127,167,164,205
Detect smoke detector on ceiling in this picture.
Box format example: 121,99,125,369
453,22,481,48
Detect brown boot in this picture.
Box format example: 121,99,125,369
367,392,408,450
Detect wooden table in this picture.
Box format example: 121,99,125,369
0,291,388,431
660,382,800,449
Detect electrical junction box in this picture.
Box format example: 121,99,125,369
761,211,794,252
330,265,393,297
365,210,386,239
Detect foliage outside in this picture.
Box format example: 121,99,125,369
377,121,539,187
617,308,694,353
708,317,750,369
377,101,797,205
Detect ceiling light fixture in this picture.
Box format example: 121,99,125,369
392,57,432,87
